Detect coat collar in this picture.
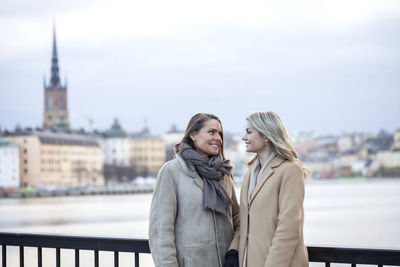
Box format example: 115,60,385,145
176,154,204,190
247,155,286,206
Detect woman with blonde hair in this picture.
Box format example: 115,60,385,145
239,111,309,267
149,113,240,267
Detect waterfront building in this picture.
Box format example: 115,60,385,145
338,134,363,153
377,150,400,170
43,27,69,130
303,160,333,178
292,132,318,161
161,124,184,161
96,119,131,183
130,127,166,177
5,131,104,187
0,137,20,188
100,119,130,167
337,152,359,176
393,129,400,150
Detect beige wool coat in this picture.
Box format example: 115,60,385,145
239,156,308,267
149,154,240,267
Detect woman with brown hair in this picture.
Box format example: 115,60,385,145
149,113,240,267
239,111,309,267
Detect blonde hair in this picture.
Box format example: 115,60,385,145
247,111,310,178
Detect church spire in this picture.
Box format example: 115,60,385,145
50,25,60,87
43,24,69,131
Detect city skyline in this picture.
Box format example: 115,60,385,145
1,0,400,135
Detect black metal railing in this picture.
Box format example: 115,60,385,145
0,232,149,267
308,245,400,266
1,232,400,267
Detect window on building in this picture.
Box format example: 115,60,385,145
60,95,64,110
48,95,53,110
24,169,28,174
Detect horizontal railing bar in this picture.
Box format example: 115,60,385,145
2,233,400,265
0,232,150,253
308,246,400,265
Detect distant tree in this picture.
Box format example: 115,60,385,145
103,164,135,184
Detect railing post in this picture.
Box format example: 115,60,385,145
2,245,6,267
75,249,79,267
56,248,60,267
19,246,24,267
94,250,99,267
135,252,139,267
114,251,119,267
38,247,42,267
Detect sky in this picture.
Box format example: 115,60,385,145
0,0,399,136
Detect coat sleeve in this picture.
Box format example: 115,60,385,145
148,162,179,267
229,183,240,251
264,163,305,267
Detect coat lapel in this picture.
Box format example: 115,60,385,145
249,156,285,206
177,154,204,190
193,173,204,190
241,169,251,210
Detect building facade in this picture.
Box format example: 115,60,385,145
5,131,104,187
0,137,20,188
100,119,130,167
161,125,184,161
131,127,166,177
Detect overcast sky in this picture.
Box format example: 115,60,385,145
1,0,399,135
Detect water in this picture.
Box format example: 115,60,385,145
1,178,400,266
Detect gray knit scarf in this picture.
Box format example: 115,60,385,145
178,143,233,215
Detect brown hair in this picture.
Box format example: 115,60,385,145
174,113,226,160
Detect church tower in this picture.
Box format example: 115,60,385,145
43,26,69,130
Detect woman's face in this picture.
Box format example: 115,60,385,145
242,121,267,153
190,119,223,157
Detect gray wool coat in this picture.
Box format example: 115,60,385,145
149,154,240,267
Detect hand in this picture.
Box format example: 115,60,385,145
224,249,239,267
